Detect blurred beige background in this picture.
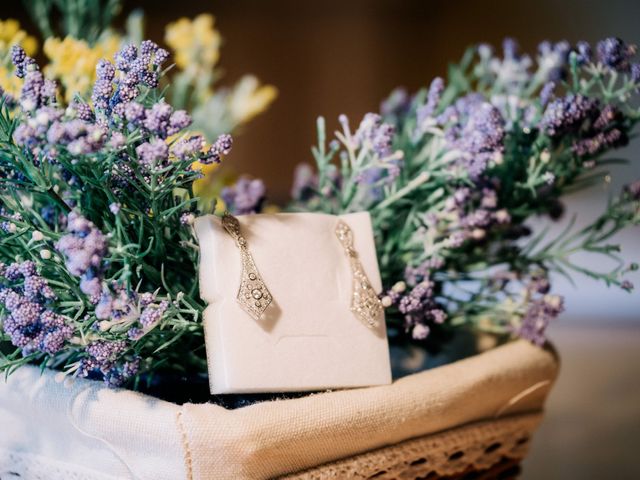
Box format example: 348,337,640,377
6,0,640,477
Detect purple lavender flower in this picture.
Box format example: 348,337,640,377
78,338,141,388
463,103,505,152
139,301,169,328
514,294,564,346
92,78,113,111
221,177,266,215
108,132,125,149
127,327,144,340
86,340,126,365
393,279,448,337
39,311,74,354
124,101,145,124
11,45,27,77
355,113,395,157
596,37,637,71
572,128,627,157
136,139,169,169
103,357,141,388
11,45,37,82
80,275,102,299
140,40,157,57
213,133,233,155
96,59,115,81
484,38,533,91
23,275,56,300
593,105,623,131
0,264,72,355
94,292,113,319
197,133,233,165
71,100,94,121
138,292,155,307
404,258,444,286
453,101,505,179
354,167,387,202
575,41,592,65
539,81,555,107
167,110,192,135
143,101,173,138
56,213,108,302
417,77,445,124
540,94,598,137
172,135,205,160
115,45,138,72
20,69,46,112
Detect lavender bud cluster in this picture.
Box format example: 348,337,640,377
596,37,637,72
221,177,266,215
416,77,445,124
383,278,447,341
0,261,72,355
78,339,140,387
55,212,108,300
540,94,598,137
439,95,506,179
513,294,564,346
355,113,396,158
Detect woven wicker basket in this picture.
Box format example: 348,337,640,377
0,340,558,480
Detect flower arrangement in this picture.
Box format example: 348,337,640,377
0,28,638,395
289,38,640,350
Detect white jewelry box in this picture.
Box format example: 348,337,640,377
194,211,392,394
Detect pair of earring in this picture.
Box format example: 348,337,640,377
221,213,382,328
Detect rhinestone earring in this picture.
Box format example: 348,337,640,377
335,220,383,328
221,212,273,321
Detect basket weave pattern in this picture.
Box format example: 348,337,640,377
284,412,541,479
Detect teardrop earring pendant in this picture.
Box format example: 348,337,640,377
335,220,383,328
221,212,273,321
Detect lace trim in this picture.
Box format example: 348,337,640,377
282,412,542,479
0,448,120,480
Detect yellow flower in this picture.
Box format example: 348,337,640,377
192,160,221,198
0,19,38,97
228,75,278,125
0,19,37,56
165,14,221,73
0,65,23,97
43,34,120,102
